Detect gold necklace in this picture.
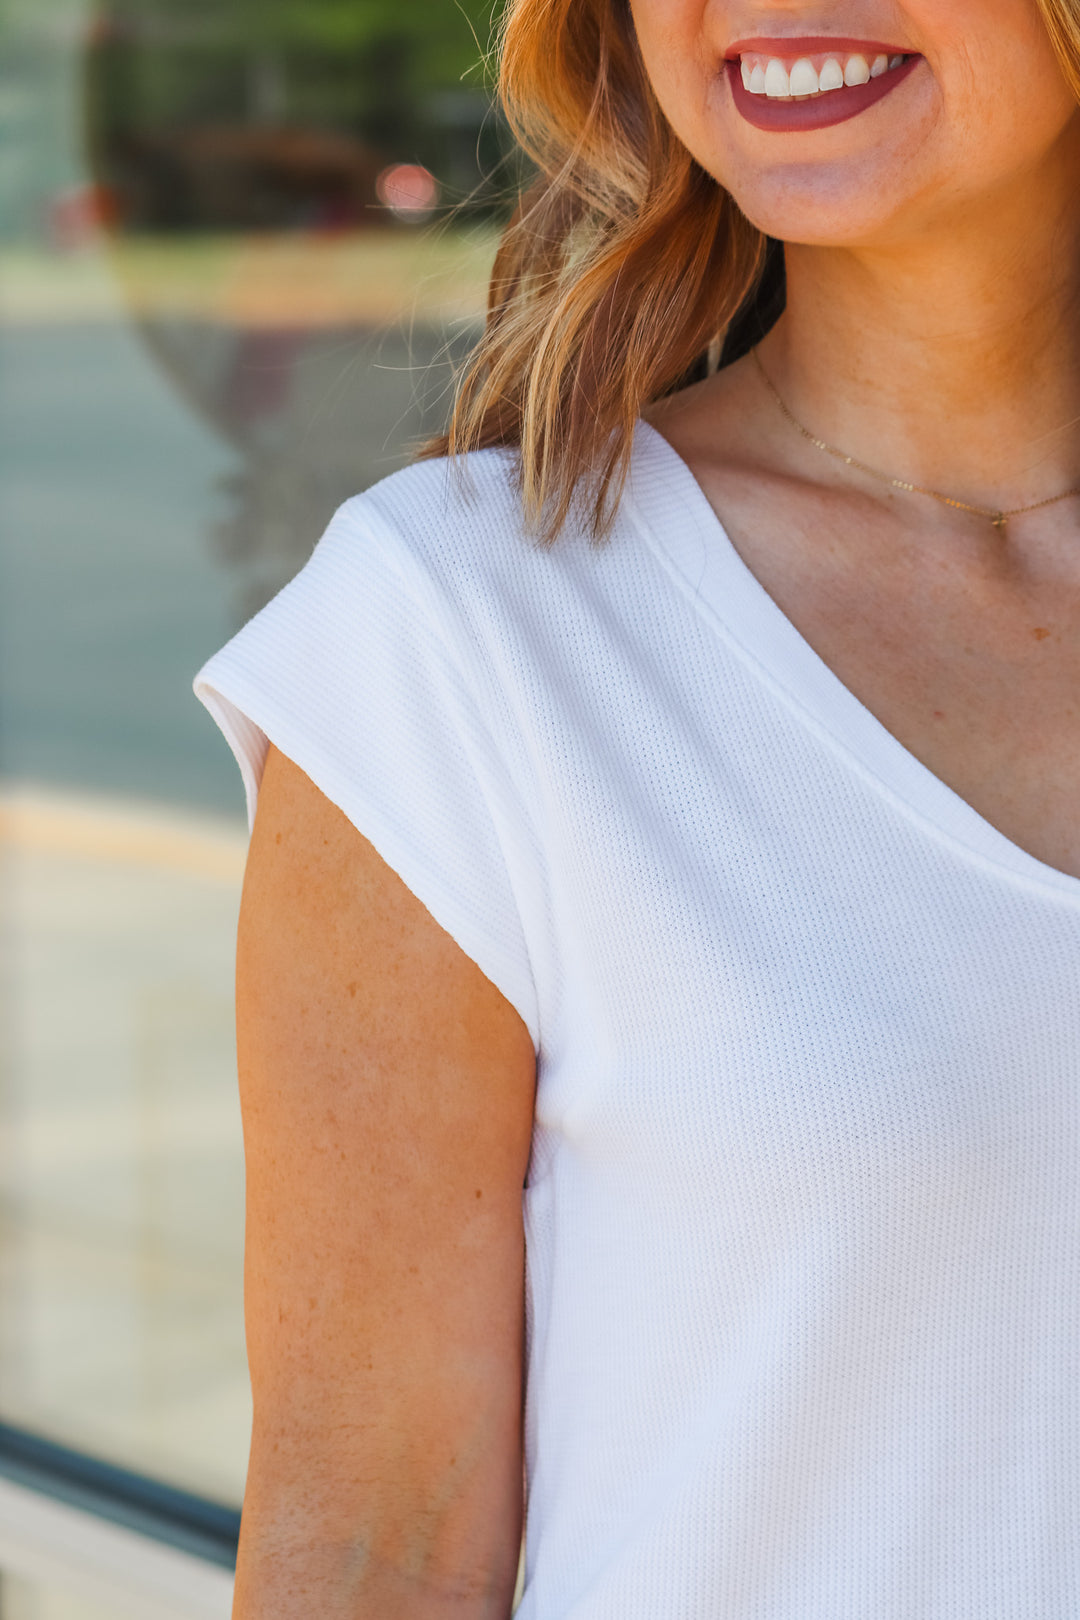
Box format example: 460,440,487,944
752,347,1080,533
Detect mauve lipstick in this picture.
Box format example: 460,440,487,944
725,43,920,134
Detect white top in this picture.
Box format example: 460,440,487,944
195,424,1080,1618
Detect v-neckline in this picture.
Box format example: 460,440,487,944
626,418,1080,904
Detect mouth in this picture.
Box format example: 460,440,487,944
725,37,921,132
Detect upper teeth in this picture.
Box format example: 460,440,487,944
740,51,906,98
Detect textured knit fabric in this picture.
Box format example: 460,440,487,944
195,424,1080,1619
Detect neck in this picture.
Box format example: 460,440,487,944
765,161,1080,507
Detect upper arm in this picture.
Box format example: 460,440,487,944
234,744,537,1618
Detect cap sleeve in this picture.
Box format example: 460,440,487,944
194,494,541,1050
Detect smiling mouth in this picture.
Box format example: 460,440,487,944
724,38,920,131
735,48,911,100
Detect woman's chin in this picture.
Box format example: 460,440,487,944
727,170,932,253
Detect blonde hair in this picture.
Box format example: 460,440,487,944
430,0,1080,541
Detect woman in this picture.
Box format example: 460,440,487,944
196,1,1080,1614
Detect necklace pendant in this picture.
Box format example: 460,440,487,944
991,512,1008,532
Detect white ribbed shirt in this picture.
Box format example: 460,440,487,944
196,425,1080,1618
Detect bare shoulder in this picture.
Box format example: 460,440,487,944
234,745,536,1618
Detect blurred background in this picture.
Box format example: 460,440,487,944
0,0,507,1612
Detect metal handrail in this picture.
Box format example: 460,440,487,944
0,1423,240,1569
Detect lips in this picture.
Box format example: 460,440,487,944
725,41,921,133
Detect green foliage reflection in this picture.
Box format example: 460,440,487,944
99,0,501,100
0,0,509,238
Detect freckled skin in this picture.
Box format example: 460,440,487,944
235,745,535,1617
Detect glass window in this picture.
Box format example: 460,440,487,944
1,0,502,1513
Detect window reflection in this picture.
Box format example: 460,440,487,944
0,0,501,1508
1,1572,118,1620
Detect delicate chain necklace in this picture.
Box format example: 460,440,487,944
752,347,1080,533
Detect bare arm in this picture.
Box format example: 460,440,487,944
233,745,537,1618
